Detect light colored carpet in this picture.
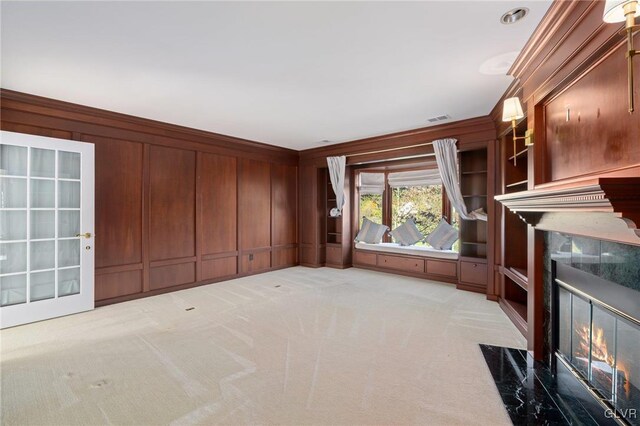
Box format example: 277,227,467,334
1,267,525,425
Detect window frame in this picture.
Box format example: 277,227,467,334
355,165,452,242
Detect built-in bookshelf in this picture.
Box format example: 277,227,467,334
459,148,488,259
499,119,530,336
325,169,351,268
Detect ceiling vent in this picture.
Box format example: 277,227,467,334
427,114,451,123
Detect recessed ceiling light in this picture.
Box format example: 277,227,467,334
319,139,332,144
500,7,529,25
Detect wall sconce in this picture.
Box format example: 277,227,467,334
502,97,533,166
603,0,639,113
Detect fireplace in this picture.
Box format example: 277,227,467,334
552,262,640,425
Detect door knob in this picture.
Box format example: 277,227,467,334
76,232,92,239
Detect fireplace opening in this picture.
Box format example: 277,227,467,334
553,263,640,425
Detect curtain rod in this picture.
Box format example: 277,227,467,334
346,141,434,158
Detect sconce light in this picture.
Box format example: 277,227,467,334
603,0,639,113
502,97,533,166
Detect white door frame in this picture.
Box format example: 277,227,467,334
1,130,94,328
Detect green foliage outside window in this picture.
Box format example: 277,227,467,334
359,193,383,226
391,186,443,245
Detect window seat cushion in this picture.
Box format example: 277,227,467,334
355,242,459,260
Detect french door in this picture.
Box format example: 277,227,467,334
0,131,94,328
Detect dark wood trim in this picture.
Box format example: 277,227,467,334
142,143,151,293
0,89,298,164
300,116,496,166
95,263,144,275
202,251,239,261
149,257,197,268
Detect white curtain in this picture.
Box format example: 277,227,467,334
358,172,385,194
327,156,346,216
432,138,475,220
388,169,441,188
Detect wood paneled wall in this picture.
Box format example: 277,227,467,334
0,89,298,305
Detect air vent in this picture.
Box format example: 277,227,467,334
427,114,451,123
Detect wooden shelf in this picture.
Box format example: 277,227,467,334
461,241,487,246
500,298,528,336
462,170,487,175
506,179,528,189
462,194,487,198
327,232,341,236
508,148,528,162
502,266,528,291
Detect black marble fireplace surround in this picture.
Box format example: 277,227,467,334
482,233,640,425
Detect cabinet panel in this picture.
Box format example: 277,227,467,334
377,254,424,273
149,145,196,261
326,246,342,265
200,153,237,255
426,259,457,278
272,164,297,246
460,261,488,285
239,159,271,250
89,136,143,268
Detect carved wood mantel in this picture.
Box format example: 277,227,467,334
495,177,640,245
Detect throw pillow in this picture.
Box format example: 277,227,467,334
389,218,424,246
425,219,458,250
355,217,389,244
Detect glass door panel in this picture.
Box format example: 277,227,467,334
0,274,27,306
31,148,55,178
1,177,27,208
0,144,27,176
0,211,27,241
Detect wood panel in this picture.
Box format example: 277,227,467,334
85,135,143,268
200,153,237,255
544,41,640,182
149,262,196,290
201,257,237,281
272,247,297,269
354,251,377,267
95,270,142,301
149,145,196,261
272,164,297,246
239,159,271,250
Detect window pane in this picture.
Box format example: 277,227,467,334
391,185,443,243
359,193,383,226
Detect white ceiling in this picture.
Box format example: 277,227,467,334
1,1,552,150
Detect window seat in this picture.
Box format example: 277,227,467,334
355,242,459,260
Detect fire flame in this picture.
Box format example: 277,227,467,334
576,325,630,396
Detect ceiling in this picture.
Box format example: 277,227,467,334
1,1,552,150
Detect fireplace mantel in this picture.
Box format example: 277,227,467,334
495,177,640,245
